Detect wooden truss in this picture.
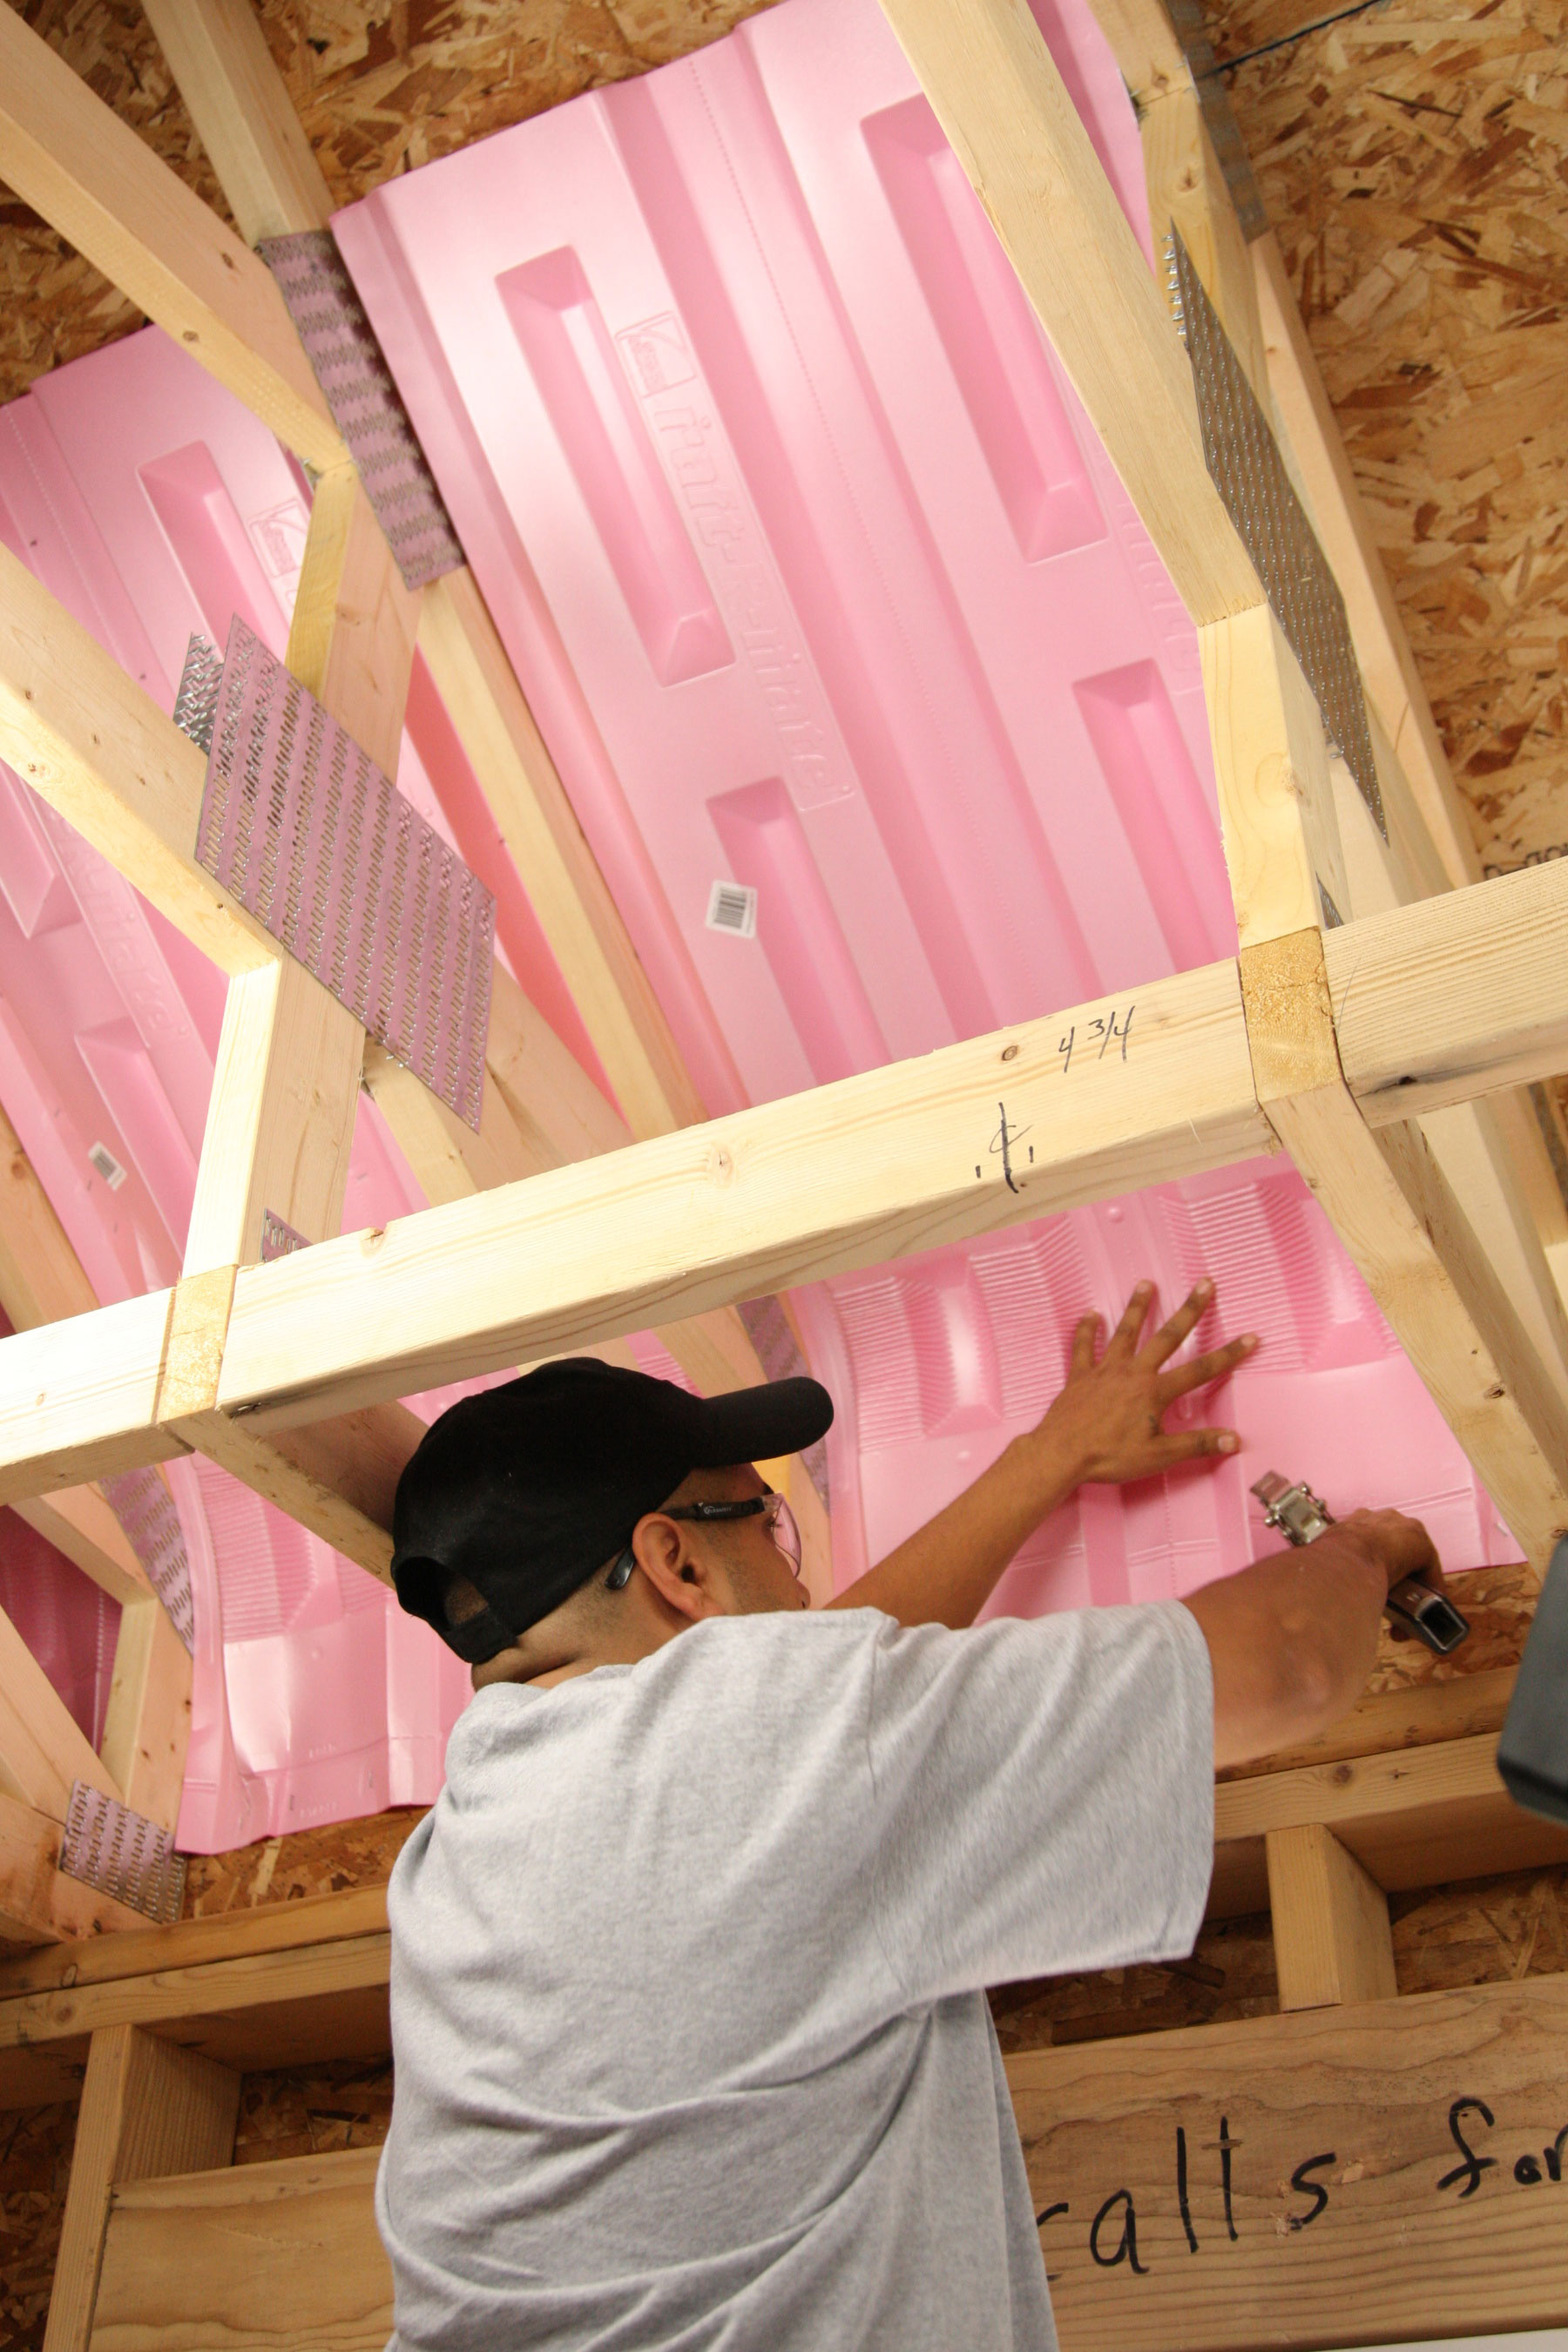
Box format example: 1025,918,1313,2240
1,0,1567,2340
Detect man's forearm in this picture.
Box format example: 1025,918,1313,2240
1181,1526,1397,1769
826,1433,1084,1629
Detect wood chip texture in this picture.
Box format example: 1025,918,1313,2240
180,1804,426,1914
1210,0,1568,875
0,2104,74,2352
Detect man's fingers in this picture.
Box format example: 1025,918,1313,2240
1106,1281,1154,1358
1160,1426,1240,1463
1139,1277,1213,1368
1069,1312,1102,1377
1158,1333,1260,1401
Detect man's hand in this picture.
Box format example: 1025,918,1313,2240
1183,1506,1442,1767
1036,1279,1258,1486
832,1274,1257,1630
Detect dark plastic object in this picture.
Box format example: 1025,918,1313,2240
1497,1535,1568,1826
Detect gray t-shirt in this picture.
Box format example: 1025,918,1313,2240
377,1600,1214,2351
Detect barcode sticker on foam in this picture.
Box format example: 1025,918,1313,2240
88,1142,127,1191
706,880,758,939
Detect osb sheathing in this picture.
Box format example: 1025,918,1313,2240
181,1802,426,1915
0,2103,74,2352
1207,0,1568,870
3,0,1563,870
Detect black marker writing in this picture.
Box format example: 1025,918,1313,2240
1175,2125,1198,2254
990,1104,1031,1195
1288,2153,1335,2230
1437,2098,1497,2200
1218,2117,1240,2242
1035,2201,1069,2282
1089,2188,1147,2275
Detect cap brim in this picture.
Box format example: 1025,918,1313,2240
690,1375,833,1467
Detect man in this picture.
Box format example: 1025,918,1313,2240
381,1278,1438,2351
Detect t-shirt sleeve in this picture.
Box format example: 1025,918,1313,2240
862,1599,1214,2003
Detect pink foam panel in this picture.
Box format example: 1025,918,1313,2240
336,0,1520,1609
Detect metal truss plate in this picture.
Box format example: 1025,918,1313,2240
100,1465,194,1652
260,229,465,591
172,632,224,754
59,1781,186,1924
194,618,495,1129
1166,230,1386,836
260,1208,311,1260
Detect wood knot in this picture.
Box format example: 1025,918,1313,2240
1331,1762,1354,1786
707,1146,735,1186
1001,1043,1019,1063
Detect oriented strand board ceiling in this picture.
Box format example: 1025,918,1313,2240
1,0,1561,875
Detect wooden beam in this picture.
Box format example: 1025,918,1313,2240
12,1487,152,1611
0,6,342,471
0,1290,186,1506
183,466,416,1277
1328,860,1568,1125
0,546,279,979
1252,229,1480,890
211,961,1265,1430
136,0,334,246
0,1794,159,1946
44,2024,238,2352
183,958,363,1275
0,1603,120,1820
0,1930,393,2077
873,0,1261,626
1081,0,1188,102
0,1096,98,1328
1140,81,1269,400
1007,1977,1568,2349
1200,599,1349,950
93,2146,390,2352
417,572,706,1139
1217,1659,1517,1781
1137,46,1568,1414
99,1599,192,1836
57,1977,1568,2352
0,1882,391,2001
1214,1728,1568,1911
1265,1822,1396,2010
1245,928,1568,1572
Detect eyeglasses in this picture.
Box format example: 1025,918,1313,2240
606,1488,802,1589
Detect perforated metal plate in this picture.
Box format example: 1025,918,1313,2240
100,1465,194,1652
260,1208,311,1260
1166,230,1385,835
195,618,494,1129
172,632,224,754
59,1781,186,1924
260,229,465,591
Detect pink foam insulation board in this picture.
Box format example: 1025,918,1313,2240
0,328,477,1848
335,0,1519,1606
0,0,1517,1855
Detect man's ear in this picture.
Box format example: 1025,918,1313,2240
630,1513,727,1622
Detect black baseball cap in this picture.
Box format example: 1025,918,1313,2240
390,1356,834,1662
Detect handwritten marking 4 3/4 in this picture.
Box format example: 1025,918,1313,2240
975,1005,1136,1189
